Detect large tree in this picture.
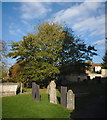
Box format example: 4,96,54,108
7,21,97,84
7,21,65,84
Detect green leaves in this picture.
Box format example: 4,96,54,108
7,20,97,83
7,20,65,82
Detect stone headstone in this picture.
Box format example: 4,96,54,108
20,82,23,93
36,85,40,102
61,86,67,107
32,82,36,99
49,80,57,104
0,83,20,97
67,90,75,110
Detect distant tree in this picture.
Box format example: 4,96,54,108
0,40,8,81
102,50,107,69
8,60,25,83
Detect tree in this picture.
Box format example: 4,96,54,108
102,50,107,69
0,40,8,81
7,20,97,85
60,27,97,76
8,60,25,83
7,21,65,84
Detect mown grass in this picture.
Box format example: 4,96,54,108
2,82,106,118
2,91,72,118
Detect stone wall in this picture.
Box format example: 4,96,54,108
65,74,87,82
88,73,103,79
0,83,20,97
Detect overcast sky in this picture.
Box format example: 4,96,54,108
2,0,106,68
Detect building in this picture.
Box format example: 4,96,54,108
86,61,102,73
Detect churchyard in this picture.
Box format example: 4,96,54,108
2,79,106,119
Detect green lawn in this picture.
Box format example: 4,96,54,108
2,82,105,118
2,92,72,118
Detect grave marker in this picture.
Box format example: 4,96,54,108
61,86,67,107
36,85,40,102
20,82,23,93
32,82,36,99
49,80,57,104
67,90,75,110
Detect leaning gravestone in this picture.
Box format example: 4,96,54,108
32,82,40,102
49,80,57,104
61,86,67,107
32,82,36,99
67,90,75,110
36,85,40,102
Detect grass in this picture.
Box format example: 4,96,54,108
2,82,106,118
2,91,72,118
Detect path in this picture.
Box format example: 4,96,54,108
70,95,106,119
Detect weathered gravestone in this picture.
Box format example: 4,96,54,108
61,86,67,107
67,90,75,110
32,82,36,99
20,82,23,93
36,85,40,102
32,82,40,102
49,80,57,104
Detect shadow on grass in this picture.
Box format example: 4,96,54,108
57,96,60,104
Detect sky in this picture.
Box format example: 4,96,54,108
1,0,106,68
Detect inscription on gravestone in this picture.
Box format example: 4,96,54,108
49,80,57,104
67,90,75,110
61,86,67,107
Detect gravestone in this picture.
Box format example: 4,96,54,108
20,82,23,93
49,80,57,104
36,85,40,102
67,90,75,110
0,83,20,97
61,86,67,107
32,82,40,102
32,82,36,99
